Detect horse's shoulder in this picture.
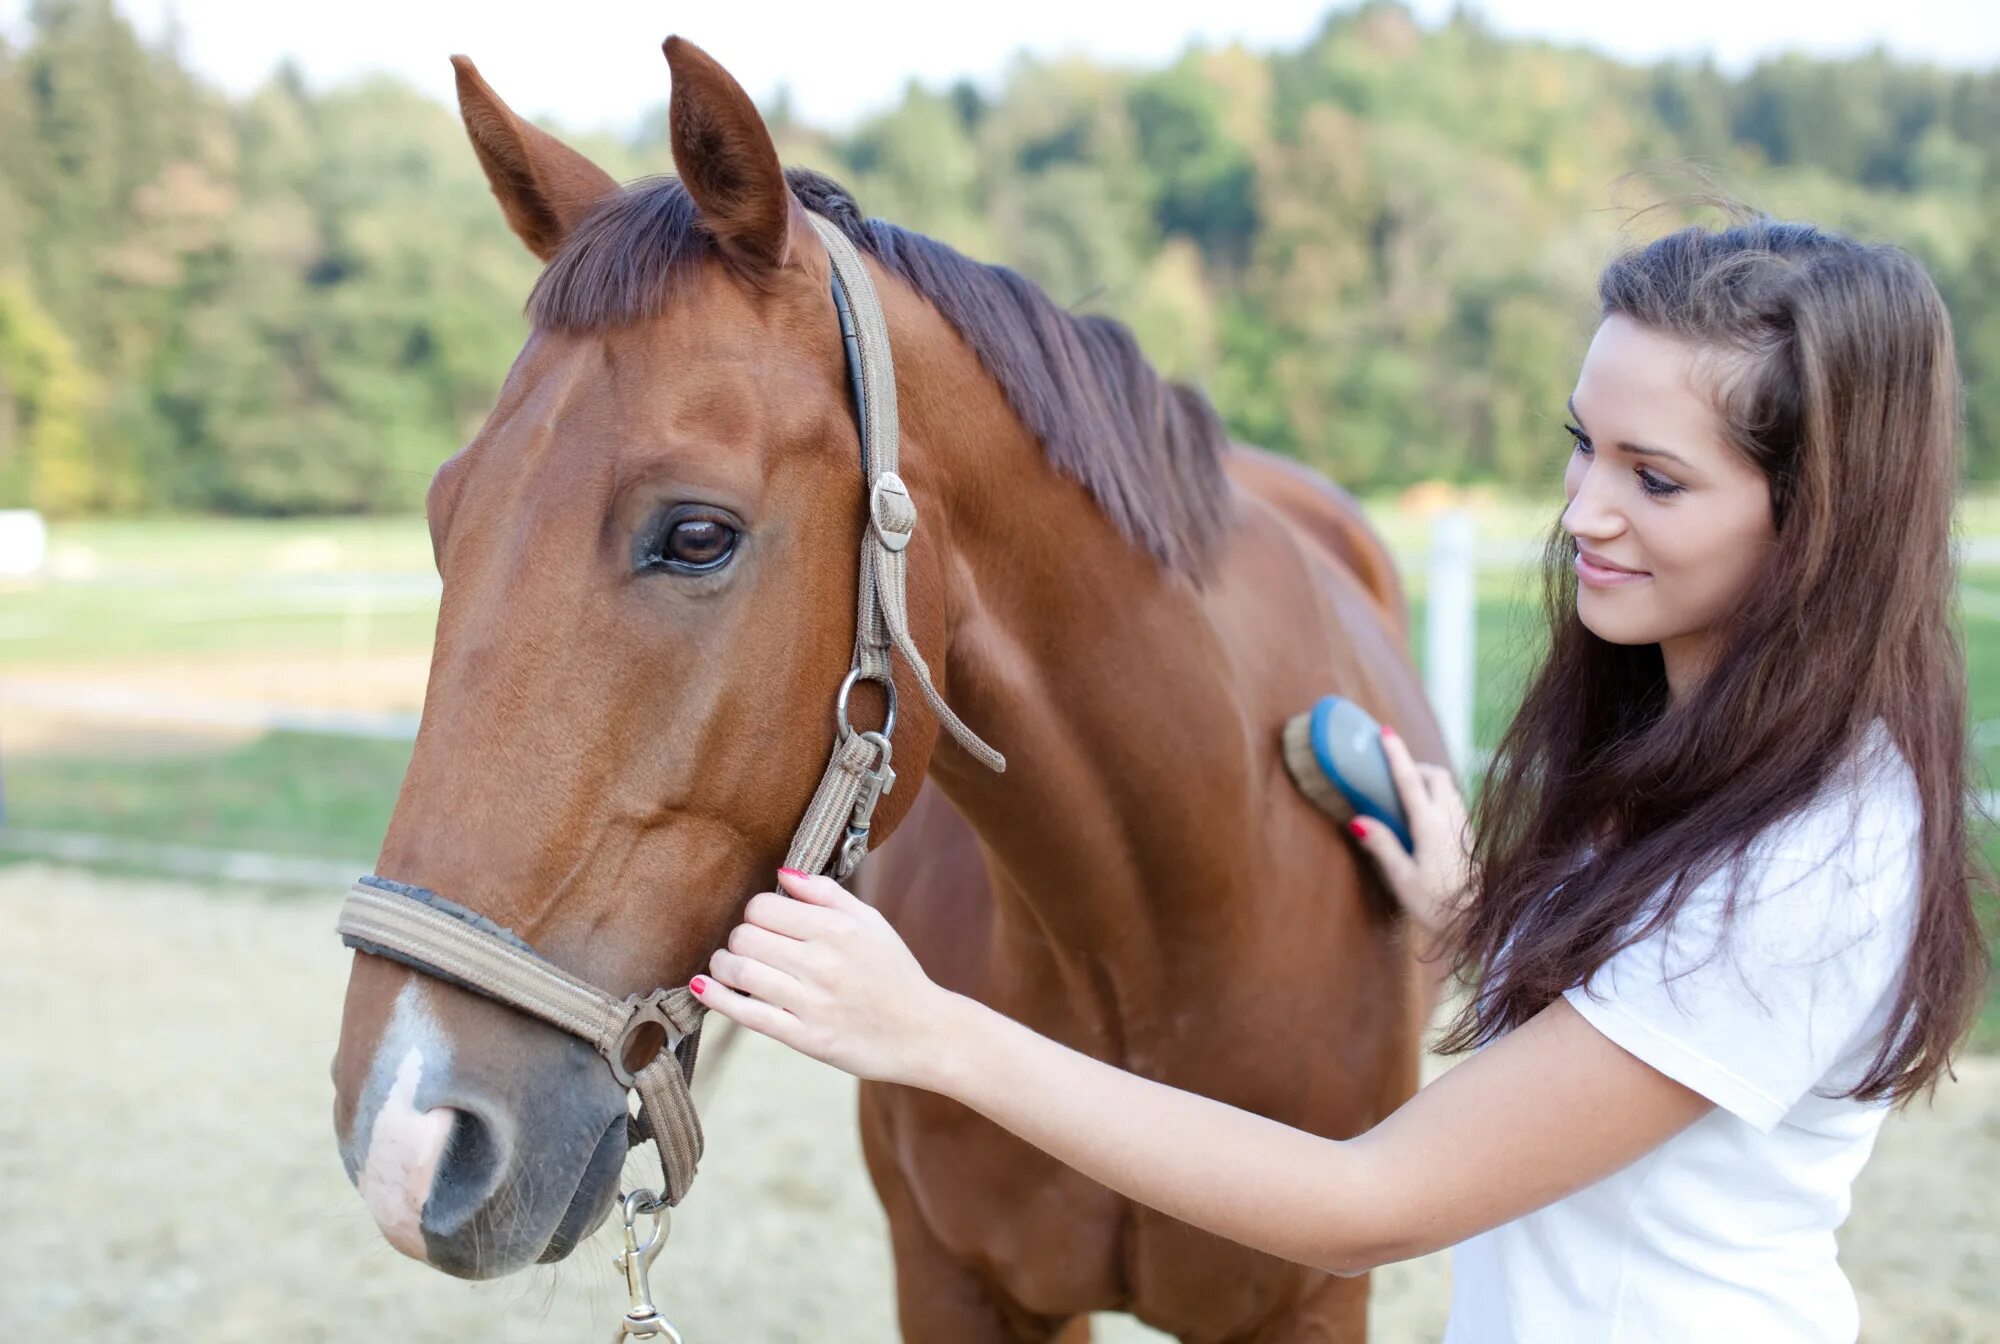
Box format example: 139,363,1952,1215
1221,444,1406,630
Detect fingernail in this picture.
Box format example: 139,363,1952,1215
1381,724,1397,740
689,976,708,995
1347,820,1367,839
778,866,807,879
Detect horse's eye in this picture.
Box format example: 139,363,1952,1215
668,519,732,567
639,515,738,574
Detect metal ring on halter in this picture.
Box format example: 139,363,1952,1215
608,990,679,1089
835,666,897,741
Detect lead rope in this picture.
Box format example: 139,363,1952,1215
339,209,1005,1342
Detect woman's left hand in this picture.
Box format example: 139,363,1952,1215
1347,726,1475,944
689,867,953,1088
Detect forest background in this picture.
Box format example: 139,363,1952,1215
3,0,1997,517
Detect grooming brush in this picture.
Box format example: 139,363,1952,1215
1281,694,1415,853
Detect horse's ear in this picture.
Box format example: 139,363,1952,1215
662,35,803,273
451,55,619,262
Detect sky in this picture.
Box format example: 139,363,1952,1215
6,0,1997,134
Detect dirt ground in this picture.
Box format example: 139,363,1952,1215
0,654,432,752
0,862,1992,1343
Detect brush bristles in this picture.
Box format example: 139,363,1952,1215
1281,711,1355,822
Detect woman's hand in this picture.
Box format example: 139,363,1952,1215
1347,727,1476,942
689,867,955,1088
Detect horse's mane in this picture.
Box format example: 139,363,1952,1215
526,168,1233,579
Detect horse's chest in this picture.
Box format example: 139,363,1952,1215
882,1083,1127,1308
870,1072,1311,1332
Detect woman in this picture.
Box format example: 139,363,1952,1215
689,215,1991,1341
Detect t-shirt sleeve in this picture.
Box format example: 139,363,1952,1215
1560,848,1912,1133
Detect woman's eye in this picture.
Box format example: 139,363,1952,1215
1566,426,1681,499
639,515,738,573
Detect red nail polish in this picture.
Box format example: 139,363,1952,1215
1381,724,1396,740
778,866,806,879
1347,820,1367,839
689,976,708,994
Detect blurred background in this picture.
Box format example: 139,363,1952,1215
0,1,1995,1340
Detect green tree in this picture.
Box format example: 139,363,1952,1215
0,274,99,512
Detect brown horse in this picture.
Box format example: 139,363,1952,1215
330,35,1445,1342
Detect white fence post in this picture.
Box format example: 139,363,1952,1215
0,510,46,577
1425,509,1477,777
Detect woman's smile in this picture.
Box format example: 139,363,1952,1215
1575,547,1652,587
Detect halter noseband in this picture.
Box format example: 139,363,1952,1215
335,211,1005,1207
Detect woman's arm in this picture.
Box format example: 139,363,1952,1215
691,870,1713,1276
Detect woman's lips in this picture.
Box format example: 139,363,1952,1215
1575,550,1651,586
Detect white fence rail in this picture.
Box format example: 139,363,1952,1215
10,519,2000,882
1,679,422,740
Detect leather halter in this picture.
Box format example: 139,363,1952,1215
335,211,1005,1207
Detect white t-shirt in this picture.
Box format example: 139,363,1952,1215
1443,718,1924,1344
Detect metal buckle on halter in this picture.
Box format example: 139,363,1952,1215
833,668,899,879
835,729,896,879
870,471,916,552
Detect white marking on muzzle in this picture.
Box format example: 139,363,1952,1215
356,987,456,1262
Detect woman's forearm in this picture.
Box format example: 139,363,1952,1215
697,871,1717,1284
921,990,1391,1275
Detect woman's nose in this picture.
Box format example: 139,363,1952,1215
1561,465,1623,543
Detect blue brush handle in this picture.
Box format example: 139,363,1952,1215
1308,695,1415,853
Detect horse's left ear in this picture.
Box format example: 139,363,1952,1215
662,35,805,274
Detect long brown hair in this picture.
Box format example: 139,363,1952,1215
1439,210,1993,1104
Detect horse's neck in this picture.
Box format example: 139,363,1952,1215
901,332,1254,958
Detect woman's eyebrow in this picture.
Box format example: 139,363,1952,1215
1567,395,1695,469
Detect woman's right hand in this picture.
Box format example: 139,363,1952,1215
1347,726,1475,942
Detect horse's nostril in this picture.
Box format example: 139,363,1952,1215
421,1106,506,1237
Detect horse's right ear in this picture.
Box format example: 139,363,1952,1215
451,55,619,262
662,35,804,274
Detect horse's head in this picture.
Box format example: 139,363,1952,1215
329,37,953,1278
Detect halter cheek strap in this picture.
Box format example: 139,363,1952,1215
335,209,1004,1208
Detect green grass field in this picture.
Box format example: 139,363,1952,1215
4,512,1997,1047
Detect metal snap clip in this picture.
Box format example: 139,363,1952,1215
610,1189,683,1341
835,730,896,879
